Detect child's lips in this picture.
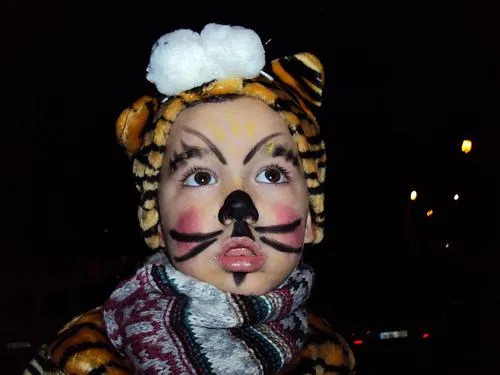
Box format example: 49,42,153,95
216,237,265,272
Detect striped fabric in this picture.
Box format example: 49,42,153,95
102,257,314,374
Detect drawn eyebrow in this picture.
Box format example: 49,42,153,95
184,128,227,165
169,141,206,172
243,132,281,165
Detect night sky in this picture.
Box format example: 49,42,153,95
2,2,499,357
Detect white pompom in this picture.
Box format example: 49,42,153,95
200,23,265,78
146,24,266,96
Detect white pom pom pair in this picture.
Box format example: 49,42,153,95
146,23,266,96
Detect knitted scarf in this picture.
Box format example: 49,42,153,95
103,255,314,375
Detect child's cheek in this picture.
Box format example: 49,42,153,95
272,204,304,247
172,207,200,254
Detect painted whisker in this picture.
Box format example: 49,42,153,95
173,238,218,262
254,219,301,234
169,229,222,242
260,236,302,254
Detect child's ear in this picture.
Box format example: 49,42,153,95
304,211,314,244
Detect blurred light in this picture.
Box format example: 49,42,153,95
426,209,434,217
422,333,430,339
461,139,472,154
353,340,364,345
104,228,109,233
410,190,418,201
453,194,459,201
445,242,450,249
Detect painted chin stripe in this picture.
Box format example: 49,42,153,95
173,238,217,262
169,229,222,243
260,236,302,254
233,272,247,286
254,219,301,234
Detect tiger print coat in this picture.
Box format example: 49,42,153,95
24,308,355,375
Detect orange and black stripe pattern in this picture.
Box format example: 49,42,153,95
116,52,327,251
24,308,133,375
281,313,356,375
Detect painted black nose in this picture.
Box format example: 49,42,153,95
218,190,259,225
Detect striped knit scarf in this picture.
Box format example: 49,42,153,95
103,255,314,375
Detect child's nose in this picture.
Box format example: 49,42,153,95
218,190,259,225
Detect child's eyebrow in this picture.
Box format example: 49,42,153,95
243,132,281,165
169,141,206,172
184,128,227,165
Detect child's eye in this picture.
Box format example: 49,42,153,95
256,166,289,184
183,170,217,186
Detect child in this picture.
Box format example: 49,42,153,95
25,23,355,374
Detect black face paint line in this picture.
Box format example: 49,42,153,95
169,229,222,242
169,229,222,263
169,141,205,172
173,238,218,262
254,219,301,234
233,272,247,286
243,132,281,165
231,221,255,240
271,145,299,166
185,128,227,165
218,190,259,225
260,236,303,254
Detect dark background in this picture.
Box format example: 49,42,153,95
2,2,498,373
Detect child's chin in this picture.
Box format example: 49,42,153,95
216,273,280,296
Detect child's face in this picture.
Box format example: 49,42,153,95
158,97,313,295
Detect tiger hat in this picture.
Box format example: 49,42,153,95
116,23,327,250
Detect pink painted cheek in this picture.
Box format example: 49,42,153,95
176,208,200,233
272,204,305,247
172,208,201,254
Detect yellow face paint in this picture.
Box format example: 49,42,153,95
244,120,257,139
226,111,241,137
233,176,244,189
264,142,276,155
205,116,226,143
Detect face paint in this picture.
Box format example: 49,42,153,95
232,221,255,240
216,190,264,275
254,218,301,234
244,120,257,139
259,237,302,253
205,116,227,143
185,128,227,165
169,209,222,262
169,229,222,262
173,238,219,262
169,141,205,172
229,215,254,286
227,111,241,137
255,205,304,254
271,145,299,166
176,208,200,233
264,142,277,155
233,272,247,286
218,190,259,225
243,133,281,165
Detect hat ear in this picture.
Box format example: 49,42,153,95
269,52,325,118
116,96,159,157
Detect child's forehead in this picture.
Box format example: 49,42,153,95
169,97,293,145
